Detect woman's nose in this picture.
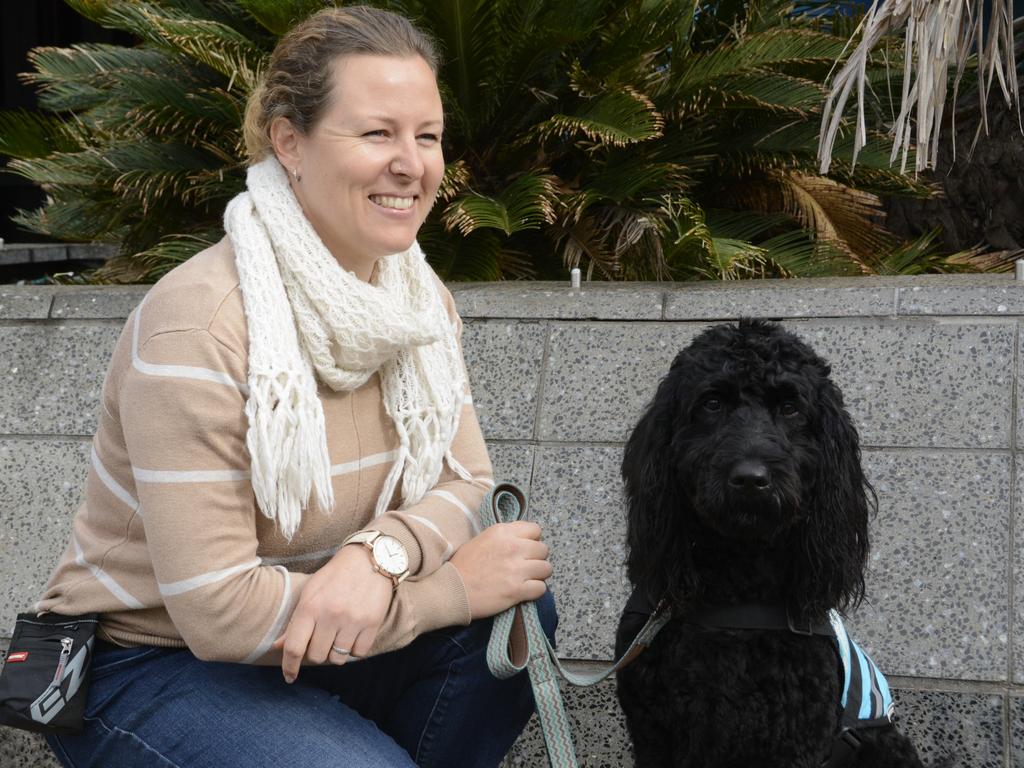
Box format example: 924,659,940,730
390,138,424,179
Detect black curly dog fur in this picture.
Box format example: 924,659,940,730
614,320,933,768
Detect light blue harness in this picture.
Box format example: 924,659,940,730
827,610,895,729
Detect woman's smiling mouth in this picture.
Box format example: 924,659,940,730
369,194,416,210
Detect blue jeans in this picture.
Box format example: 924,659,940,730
47,591,557,768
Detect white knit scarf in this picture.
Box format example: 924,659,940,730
224,157,471,540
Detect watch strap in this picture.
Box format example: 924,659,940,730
342,530,380,548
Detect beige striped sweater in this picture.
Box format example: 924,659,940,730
37,239,493,663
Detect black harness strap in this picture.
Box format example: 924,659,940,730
676,601,875,768
685,602,834,636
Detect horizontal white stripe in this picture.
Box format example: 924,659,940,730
72,534,144,609
261,546,340,566
132,296,249,395
92,444,140,513
425,489,480,534
158,558,261,597
243,566,293,664
474,476,496,488
331,450,397,477
407,513,454,561
132,467,250,484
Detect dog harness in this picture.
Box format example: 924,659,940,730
825,610,895,766
828,610,895,728
684,601,895,767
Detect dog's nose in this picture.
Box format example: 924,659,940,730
728,460,771,491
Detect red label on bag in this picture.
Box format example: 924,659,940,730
5,651,28,663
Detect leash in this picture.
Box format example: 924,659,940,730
479,483,893,768
481,484,670,768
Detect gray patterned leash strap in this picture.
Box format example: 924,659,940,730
481,484,671,768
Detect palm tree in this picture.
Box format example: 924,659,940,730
0,0,994,281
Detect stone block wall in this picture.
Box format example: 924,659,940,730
1,275,1022,766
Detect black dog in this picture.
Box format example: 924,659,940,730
615,320,932,768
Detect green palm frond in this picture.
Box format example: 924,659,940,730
97,1,264,90
418,219,530,281
872,229,1017,276
112,155,240,223
705,236,771,280
747,1,800,33
442,172,557,236
533,87,664,147
235,0,325,35
96,231,220,282
709,72,825,115
585,156,689,205
25,45,180,112
704,210,855,277
0,110,83,159
12,197,127,243
6,150,113,188
668,29,848,98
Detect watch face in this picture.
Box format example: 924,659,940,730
372,535,409,576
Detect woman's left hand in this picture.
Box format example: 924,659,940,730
272,544,393,683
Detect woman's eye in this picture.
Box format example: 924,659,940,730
364,130,388,138
417,133,440,143
779,400,799,416
702,398,722,413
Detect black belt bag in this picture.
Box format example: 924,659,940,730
0,612,98,733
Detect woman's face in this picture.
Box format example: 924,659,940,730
279,54,444,278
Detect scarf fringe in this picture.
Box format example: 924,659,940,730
244,373,333,540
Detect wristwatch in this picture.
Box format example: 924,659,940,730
342,530,410,588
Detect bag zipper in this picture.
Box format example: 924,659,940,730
51,637,73,686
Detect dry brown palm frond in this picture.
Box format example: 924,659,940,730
819,0,1021,175
557,216,621,280
944,246,1021,271
725,170,892,268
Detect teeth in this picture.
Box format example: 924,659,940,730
370,195,415,210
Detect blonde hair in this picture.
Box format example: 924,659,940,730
243,6,440,163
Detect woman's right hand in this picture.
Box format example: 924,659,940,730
449,521,553,619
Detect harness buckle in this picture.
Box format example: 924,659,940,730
820,727,863,768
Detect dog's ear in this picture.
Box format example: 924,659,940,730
793,372,875,618
621,365,698,609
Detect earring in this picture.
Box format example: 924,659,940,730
292,168,302,182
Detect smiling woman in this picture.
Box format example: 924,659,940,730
36,6,556,768
268,54,445,279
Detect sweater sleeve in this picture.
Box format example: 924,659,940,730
119,324,312,663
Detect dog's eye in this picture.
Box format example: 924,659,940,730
778,400,799,416
702,397,722,413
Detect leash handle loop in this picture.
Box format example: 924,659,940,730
481,484,669,768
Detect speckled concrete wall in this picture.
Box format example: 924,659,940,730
1,275,1022,767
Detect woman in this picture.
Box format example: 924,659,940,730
37,7,555,767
